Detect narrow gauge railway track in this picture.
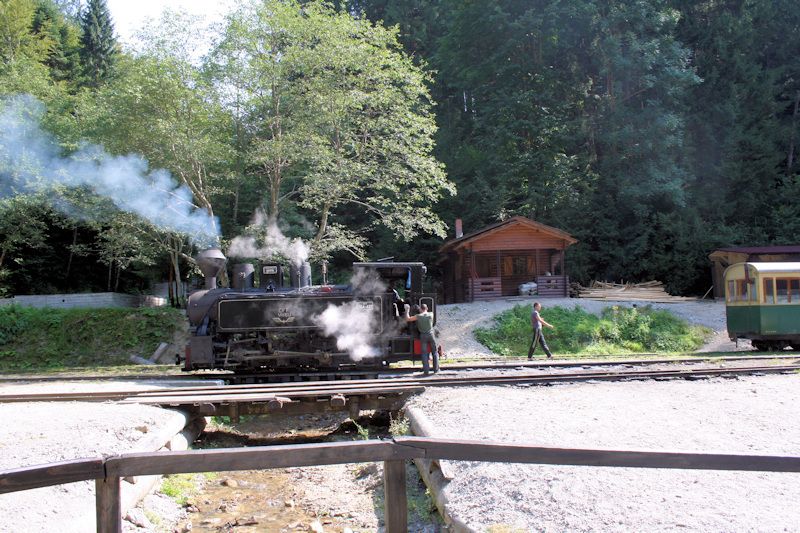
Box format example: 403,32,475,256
1,354,797,385
2,362,799,405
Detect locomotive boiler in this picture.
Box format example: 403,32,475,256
182,248,437,372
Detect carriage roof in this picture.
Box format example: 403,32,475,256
724,262,800,279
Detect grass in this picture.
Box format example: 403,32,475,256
474,304,711,357
0,304,185,371
159,473,216,506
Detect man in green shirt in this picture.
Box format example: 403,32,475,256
407,303,438,375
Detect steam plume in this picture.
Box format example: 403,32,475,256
227,210,310,267
314,268,388,361
0,95,219,247
315,301,381,361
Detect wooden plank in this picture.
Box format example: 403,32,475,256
393,437,800,472
106,440,421,478
95,476,121,533
0,457,104,493
383,460,408,533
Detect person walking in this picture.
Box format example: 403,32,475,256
528,302,554,359
407,303,439,374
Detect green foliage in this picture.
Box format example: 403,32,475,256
78,0,116,87
351,419,370,440
474,304,710,357
388,413,410,436
210,0,454,260
2,0,799,298
0,305,184,371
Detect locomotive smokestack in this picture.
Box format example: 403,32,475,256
196,248,227,290
455,218,463,239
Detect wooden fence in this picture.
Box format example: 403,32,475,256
2,436,800,533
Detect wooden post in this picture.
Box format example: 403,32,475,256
383,460,407,533
96,477,121,533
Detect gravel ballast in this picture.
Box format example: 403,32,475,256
407,375,800,532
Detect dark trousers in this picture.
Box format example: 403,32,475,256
420,331,439,373
528,328,552,358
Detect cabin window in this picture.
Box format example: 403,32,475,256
512,256,528,276
776,279,789,304
475,255,492,278
791,279,800,303
763,278,774,304
727,280,735,302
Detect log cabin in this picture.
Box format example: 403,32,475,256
439,216,577,303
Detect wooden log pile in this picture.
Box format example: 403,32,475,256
575,280,697,303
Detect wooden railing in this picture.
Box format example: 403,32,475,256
2,437,800,532
537,275,569,297
469,277,501,300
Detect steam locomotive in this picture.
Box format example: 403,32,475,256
182,248,437,372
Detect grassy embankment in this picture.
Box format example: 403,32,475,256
0,305,185,372
474,304,711,357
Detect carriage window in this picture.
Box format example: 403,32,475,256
736,280,751,302
776,279,789,304
791,279,800,303
727,280,735,302
763,278,774,304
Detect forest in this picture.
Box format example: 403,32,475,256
1,0,798,298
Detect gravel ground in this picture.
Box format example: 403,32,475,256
0,402,187,533
0,298,767,532
407,375,800,532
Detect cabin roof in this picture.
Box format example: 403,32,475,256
439,216,577,253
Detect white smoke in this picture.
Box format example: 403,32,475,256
227,210,310,267
0,95,219,247
314,268,389,361
315,300,381,361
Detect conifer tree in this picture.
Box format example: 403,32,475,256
78,0,116,87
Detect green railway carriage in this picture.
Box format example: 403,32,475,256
724,262,800,351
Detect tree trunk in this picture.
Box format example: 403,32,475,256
107,261,113,292
314,203,331,245
787,90,800,175
65,226,77,282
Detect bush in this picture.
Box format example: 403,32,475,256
0,306,185,371
474,304,710,357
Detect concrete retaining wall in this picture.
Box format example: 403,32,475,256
0,292,167,309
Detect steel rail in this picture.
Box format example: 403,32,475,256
1,363,798,404
1,353,796,385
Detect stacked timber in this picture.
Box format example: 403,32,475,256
575,280,696,303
